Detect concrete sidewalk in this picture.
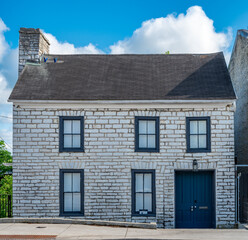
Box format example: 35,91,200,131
0,223,247,239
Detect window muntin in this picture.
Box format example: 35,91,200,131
64,173,80,211
135,117,159,152
60,169,84,216
64,120,81,148
59,117,84,152
139,120,156,148
186,117,211,152
132,170,155,216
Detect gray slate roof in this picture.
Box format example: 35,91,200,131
9,52,236,101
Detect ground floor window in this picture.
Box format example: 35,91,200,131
131,169,156,216
60,169,84,216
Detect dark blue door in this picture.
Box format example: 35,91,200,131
175,171,214,228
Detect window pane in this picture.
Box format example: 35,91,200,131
64,173,72,192
72,120,81,134
73,193,81,211
190,135,198,148
199,121,207,134
64,120,72,134
139,135,147,148
73,173,80,192
144,174,152,192
73,135,81,148
64,193,72,211
135,174,143,192
147,121,155,134
135,193,143,211
139,120,147,134
148,135,155,148
144,193,152,211
190,121,198,134
199,135,207,148
64,135,72,148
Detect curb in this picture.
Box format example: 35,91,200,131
0,218,157,229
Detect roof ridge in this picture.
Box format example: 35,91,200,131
44,52,222,57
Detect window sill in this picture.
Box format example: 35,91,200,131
131,213,156,217
59,148,85,153
60,213,84,217
186,149,211,153
135,149,159,153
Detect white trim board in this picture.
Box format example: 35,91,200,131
10,99,236,110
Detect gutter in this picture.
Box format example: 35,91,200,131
8,99,236,104
8,99,236,110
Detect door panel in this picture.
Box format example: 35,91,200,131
194,172,213,228
175,171,214,228
175,172,194,228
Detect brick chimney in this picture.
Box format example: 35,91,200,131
19,28,50,75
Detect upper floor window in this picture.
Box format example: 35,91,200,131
59,116,84,152
135,117,159,152
131,169,156,216
186,117,211,153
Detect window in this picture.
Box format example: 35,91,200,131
186,117,211,152
59,116,84,152
60,169,84,216
135,117,159,152
132,170,156,216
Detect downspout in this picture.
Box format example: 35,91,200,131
237,172,241,224
235,166,238,224
235,165,248,224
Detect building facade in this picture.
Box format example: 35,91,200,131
9,28,236,228
229,29,248,223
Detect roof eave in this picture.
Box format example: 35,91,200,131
8,98,236,105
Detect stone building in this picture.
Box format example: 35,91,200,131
8,28,236,228
229,29,248,223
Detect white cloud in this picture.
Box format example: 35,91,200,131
0,18,12,106
0,18,9,62
110,6,232,59
0,73,11,105
0,18,14,151
44,32,103,54
0,18,12,105
1,47,18,87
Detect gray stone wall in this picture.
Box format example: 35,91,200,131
12,105,235,228
229,30,248,164
19,28,50,75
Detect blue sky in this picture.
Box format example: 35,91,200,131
1,0,248,50
0,0,248,151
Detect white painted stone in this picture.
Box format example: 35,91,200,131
12,105,235,228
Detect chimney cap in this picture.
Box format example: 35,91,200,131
19,28,43,34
